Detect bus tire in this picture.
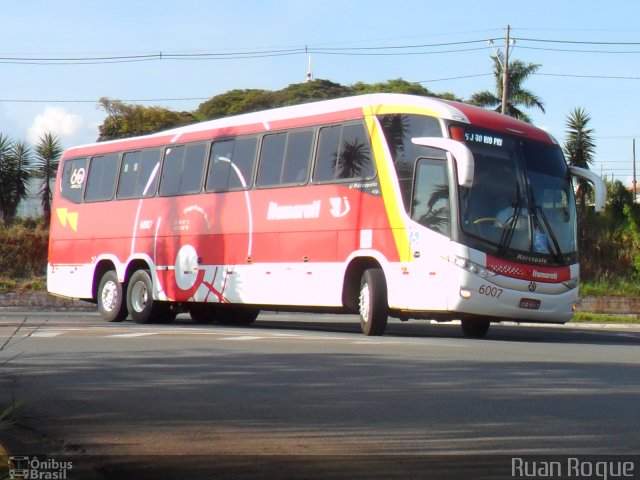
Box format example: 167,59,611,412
461,319,490,338
189,304,217,324
358,268,388,336
97,270,128,322
126,269,161,324
217,307,259,326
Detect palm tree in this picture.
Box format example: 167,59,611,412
0,135,32,224
469,50,545,123
34,132,63,225
564,107,596,212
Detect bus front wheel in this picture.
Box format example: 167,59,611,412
97,270,128,322
358,268,388,336
126,269,169,324
461,319,490,338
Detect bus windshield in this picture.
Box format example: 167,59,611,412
458,128,577,263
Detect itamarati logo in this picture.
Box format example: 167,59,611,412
267,201,321,220
9,456,73,479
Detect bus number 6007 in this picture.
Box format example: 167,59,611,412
479,285,503,298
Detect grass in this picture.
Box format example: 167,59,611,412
580,278,640,297
573,312,640,324
0,276,46,293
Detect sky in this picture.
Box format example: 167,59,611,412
1,0,639,186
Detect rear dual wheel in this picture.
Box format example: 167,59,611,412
97,270,128,322
126,269,176,324
189,304,259,326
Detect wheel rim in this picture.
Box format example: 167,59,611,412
359,283,370,324
101,280,118,312
130,280,148,313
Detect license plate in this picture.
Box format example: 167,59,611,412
519,298,541,310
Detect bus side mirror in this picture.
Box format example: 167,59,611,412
411,137,474,188
568,166,607,212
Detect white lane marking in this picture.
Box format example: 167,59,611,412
108,332,158,338
30,331,65,338
221,335,265,341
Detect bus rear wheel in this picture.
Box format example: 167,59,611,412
126,269,168,324
189,304,218,324
97,270,128,322
358,268,388,336
217,307,260,326
461,319,490,338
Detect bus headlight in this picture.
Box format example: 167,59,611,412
452,256,496,278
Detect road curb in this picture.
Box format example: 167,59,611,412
0,291,93,311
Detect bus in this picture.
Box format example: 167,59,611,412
47,93,606,337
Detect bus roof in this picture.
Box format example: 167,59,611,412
65,93,554,158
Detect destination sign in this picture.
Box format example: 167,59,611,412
464,131,504,147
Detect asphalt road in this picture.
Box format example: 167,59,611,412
1,310,639,479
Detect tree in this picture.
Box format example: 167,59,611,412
0,135,32,224
195,89,275,121
98,97,197,141
469,50,545,123
564,107,596,212
34,132,63,225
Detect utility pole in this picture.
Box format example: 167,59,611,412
501,25,511,115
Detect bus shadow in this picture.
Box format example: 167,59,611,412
170,314,640,347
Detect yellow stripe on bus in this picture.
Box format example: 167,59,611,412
363,103,445,263
364,113,412,263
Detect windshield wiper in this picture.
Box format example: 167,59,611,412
498,182,522,254
533,205,565,265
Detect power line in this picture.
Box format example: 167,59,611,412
518,45,640,54
0,97,211,104
535,72,640,80
516,37,640,45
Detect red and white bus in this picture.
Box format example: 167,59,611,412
47,93,605,337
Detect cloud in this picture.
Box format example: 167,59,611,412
27,106,84,144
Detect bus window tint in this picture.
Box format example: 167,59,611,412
314,126,341,182
207,137,258,192
160,143,206,196
378,114,444,214
257,133,287,187
207,140,233,192
282,130,313,184
227,137,257,190
117,149,161,199
85,154,119,202
412,158,450,237
60,158,87,204
314,123,374,183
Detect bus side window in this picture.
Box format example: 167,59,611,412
338,124,374,179
227,137,257,190
411,158,450,237
117,151,140,199
60,157,88,204
314,126,341,182
313,123,374,183
206,137,258,192
159,143,207,196
136,149,161,197
282,130,313,185
117,149,161,200
257,133,287,187
206,140,233,192
85,153,119,202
